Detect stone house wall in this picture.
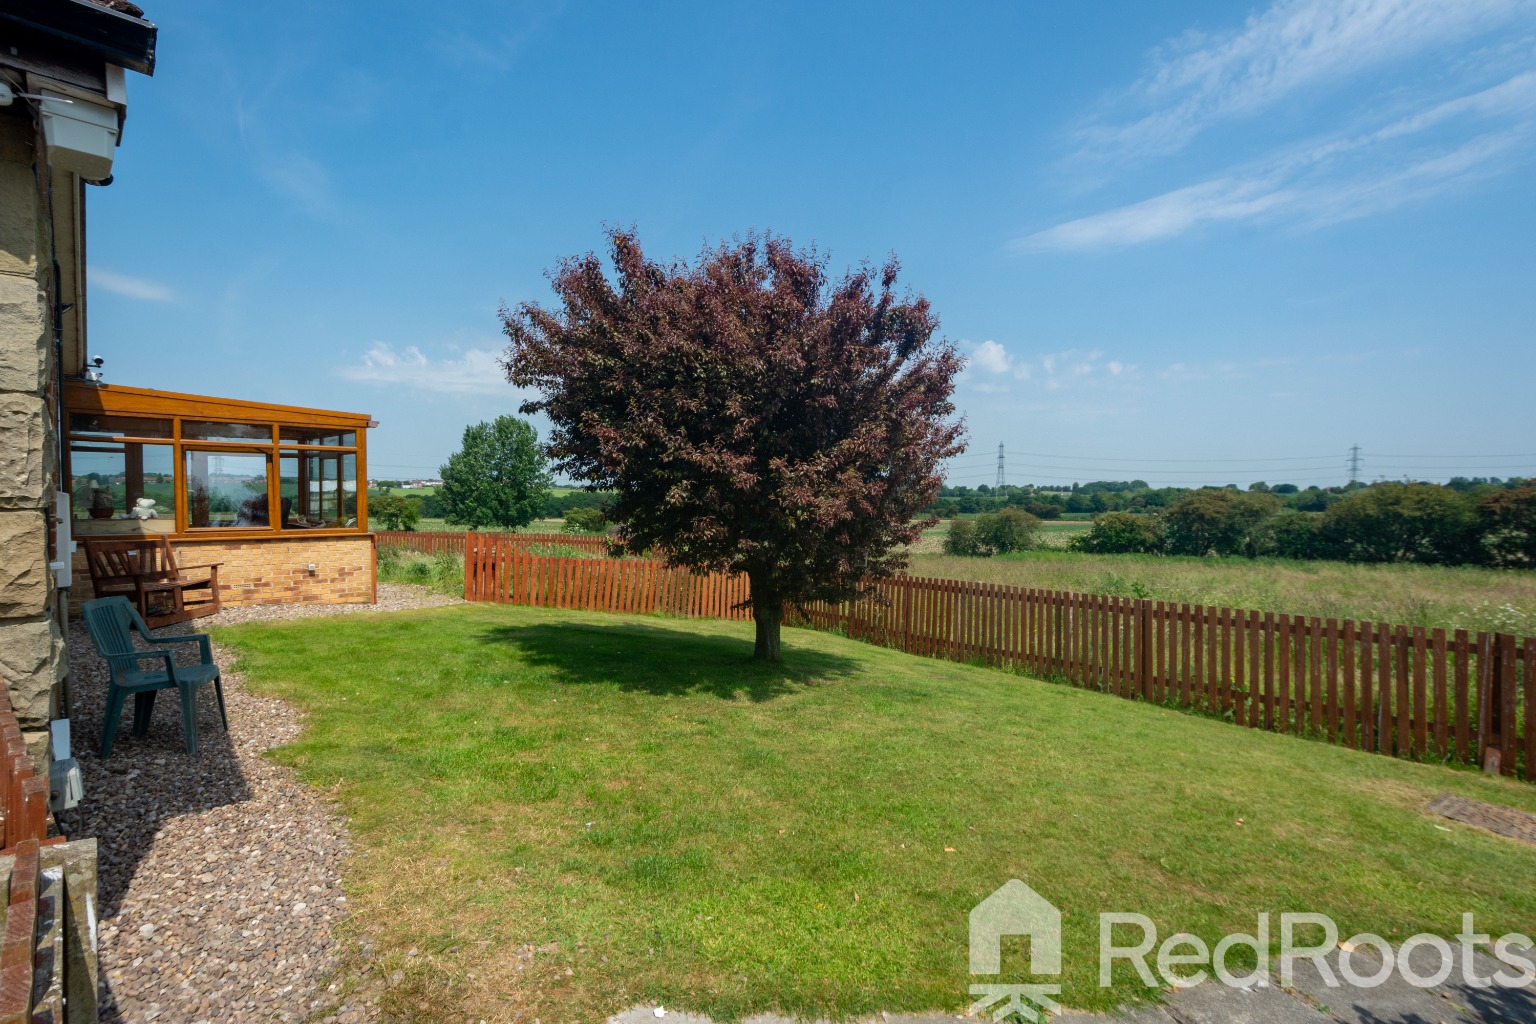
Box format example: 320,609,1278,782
0,106,65,731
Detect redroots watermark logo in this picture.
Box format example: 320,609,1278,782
968,880,1535,1022
968,880,1061,1022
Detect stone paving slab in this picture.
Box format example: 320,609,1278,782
1401,942,1536,1024
1426,795,1536,846
1284,947,1480,1024
606,959,1536,1024
1052,1005,1173,1023
1163,981,1331,1024
608,1011,965,1024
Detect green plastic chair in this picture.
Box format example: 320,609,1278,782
81,595,228,758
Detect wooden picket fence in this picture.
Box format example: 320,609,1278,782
0,685,52,854
376,530,611,556
457,536,1533,781
0,679,61,1023
463,532,749,619
794,578,1534,781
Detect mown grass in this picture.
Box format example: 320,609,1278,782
910,549,1536,636
218,605,1536,1024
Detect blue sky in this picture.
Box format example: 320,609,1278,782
86,0,1536,489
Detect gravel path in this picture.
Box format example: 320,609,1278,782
66,583,461,1023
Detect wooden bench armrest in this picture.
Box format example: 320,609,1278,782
179,562,224,570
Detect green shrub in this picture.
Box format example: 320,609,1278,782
944,518,983,556
1321,483,1480,564
562,506,608,533
1161,490,1279,557
371,494,421,531
944,509,1041,556
1262,510,1326,560
1479,483,1536,566
1069,512,1161,554
976,507,1041,553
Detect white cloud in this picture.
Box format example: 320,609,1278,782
257,151,338,219
90,268,175,302
969,339,1014,374
1022,68,1536,251
337,342,512,395
1019,178,1296,251
968,347,1136,394
1078,0,1535,161
1028,0,1536,251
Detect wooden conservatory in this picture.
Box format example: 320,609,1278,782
64,382,378,612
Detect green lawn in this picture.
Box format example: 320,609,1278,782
909,549,1536,635
219,606,1536,1024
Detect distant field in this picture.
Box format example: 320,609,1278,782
906,517,1089,554
407,518,568,534
369,486,581,499
367,486,437,498
907,549,1536,636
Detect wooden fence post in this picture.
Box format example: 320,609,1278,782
1497,632,1517,777
1478,632,1500,774
1136,599,1152,700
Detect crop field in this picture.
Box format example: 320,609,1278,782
907,549,1536,636
906,517,1092,554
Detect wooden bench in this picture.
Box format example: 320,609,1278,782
81,536,223,628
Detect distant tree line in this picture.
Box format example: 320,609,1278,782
926,477,1526,518
372,486,618,531
1065,481,1536,567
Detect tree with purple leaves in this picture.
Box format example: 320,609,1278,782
502,230,966,660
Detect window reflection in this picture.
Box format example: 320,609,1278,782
183,421,273,444
68,413,172,439
184,451,271,528
70,440,175,533
279,451,357,528
279,427,357,447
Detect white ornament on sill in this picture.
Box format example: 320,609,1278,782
128,498,158,520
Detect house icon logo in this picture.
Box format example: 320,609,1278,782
968,880,1062,1022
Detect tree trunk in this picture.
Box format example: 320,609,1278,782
748,570,782,662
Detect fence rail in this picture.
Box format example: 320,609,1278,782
376,530,611,556
455,537,1533,781
464,533,749,619
795,577,1533,781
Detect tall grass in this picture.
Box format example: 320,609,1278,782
376,546,464,596
909,549,1536,635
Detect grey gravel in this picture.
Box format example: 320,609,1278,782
65,583,456,1023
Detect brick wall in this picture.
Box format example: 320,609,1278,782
70,534,376,614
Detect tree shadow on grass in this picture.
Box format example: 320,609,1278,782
474,617,862,702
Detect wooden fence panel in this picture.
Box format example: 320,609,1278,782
458,547,1529,781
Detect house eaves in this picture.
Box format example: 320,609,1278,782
0,0,157,76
